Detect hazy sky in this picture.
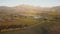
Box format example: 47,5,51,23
0,0,60,7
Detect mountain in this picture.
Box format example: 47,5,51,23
0,5,60,15
0,5,60,18
12,4,42,16
51,6,60,12
0,6,15,14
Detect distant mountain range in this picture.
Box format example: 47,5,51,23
0,5,60,15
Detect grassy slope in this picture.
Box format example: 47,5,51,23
0,11,60,34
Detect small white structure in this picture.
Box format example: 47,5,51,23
33,16,42,19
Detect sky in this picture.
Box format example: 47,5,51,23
0,0,60,7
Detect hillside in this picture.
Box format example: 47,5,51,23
0,5,60,34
